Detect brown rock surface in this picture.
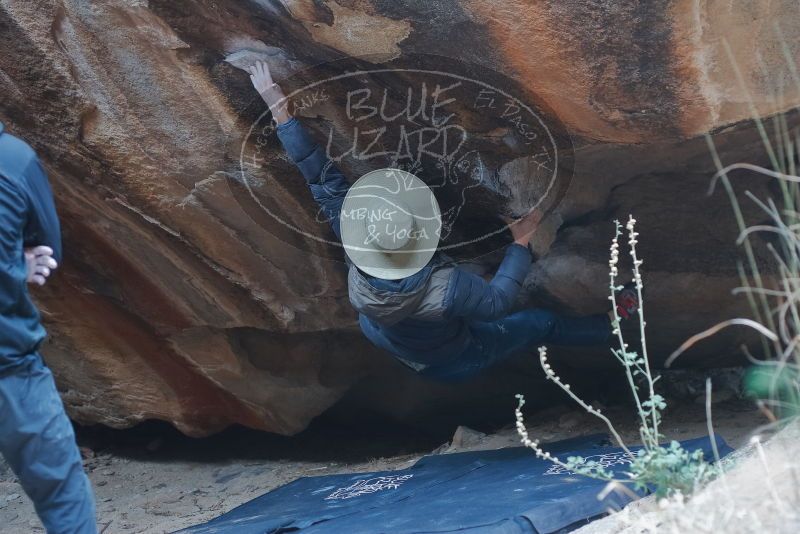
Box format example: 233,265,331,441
0,0,798,436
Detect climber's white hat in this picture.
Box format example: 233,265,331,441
340,168,441,280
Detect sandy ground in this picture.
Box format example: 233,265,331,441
0,384,767,534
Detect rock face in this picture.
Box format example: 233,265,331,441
0,0,798,436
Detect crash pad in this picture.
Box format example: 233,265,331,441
178,433,731,534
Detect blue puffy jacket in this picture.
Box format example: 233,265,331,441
0,123,62,371
277,118,531,367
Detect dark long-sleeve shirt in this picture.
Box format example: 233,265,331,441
0,123,62,371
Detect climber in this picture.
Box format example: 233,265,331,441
248,61,640,381
0,122,97,533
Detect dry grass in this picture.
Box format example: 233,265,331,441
574,419,800,533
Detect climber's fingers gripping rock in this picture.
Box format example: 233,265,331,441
503,209,544,247
249,60,291,124
248,60,275,95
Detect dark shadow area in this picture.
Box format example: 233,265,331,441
73,414,442,466
67,364,749,470
70,363,635,465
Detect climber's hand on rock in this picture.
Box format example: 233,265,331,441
249,60,276,94
503,209,544,247
25,245,58,286
249,61,291,124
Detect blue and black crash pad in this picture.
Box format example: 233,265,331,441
178,433,731,534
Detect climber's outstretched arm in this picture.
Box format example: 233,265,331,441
445,243,532,321
446,210,543,321
249,61,349,240
275,119,349,240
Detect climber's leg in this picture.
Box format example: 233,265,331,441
478,308,613,352
0,354,96,534
421,309,611,382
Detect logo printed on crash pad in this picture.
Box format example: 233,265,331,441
324,474,414,500
543,452,633,476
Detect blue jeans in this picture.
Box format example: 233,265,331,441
0,354,96,533
422,309,611,382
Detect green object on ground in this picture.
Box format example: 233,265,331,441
743,363,800,417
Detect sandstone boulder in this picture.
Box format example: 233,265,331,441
0,0,797,435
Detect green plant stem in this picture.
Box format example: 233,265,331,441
609,223,650,443
627,217,660,445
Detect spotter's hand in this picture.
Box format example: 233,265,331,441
25,246,58,286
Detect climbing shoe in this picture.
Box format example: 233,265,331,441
615,282,641,320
